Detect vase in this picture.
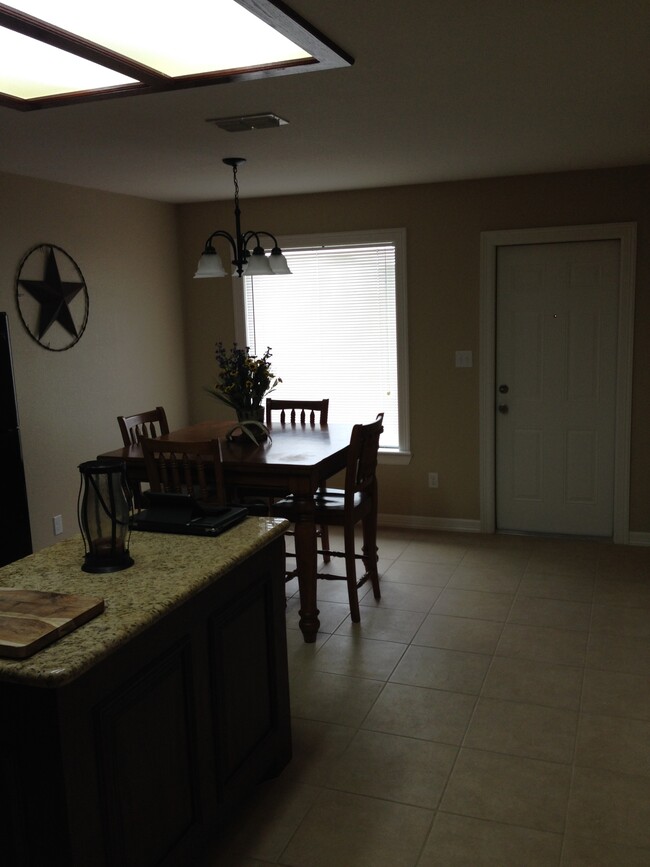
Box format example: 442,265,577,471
237,406,265,425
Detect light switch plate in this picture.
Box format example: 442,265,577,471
455,350,473,368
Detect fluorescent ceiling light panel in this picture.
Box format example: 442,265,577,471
0,0,351,110
0,26,137,98
9,0,311,77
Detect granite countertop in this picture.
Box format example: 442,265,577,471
0,517,288,688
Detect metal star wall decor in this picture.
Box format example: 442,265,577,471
15,244,89,351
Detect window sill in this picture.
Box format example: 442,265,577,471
379,449,412,466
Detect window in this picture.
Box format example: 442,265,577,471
235,229,410,462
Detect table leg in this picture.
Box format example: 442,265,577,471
292,497,320,643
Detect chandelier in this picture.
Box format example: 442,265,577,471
193,158,291,279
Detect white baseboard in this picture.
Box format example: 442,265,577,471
378,515,650,546
378,514,482,534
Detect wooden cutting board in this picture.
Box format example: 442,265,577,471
0,588,105,659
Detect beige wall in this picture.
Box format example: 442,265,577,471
178,165,650,535
0,172,188,552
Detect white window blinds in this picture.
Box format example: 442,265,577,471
243,236,404,450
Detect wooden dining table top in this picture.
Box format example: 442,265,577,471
99,419,353,487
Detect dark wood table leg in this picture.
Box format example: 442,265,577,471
292,496,320,642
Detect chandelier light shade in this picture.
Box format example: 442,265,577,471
194,157,291,279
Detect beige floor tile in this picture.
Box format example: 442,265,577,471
335,606,426,643
459,549,530,573
279,788,433,867
400,539,469,566
574,713,650,778
508,595,591,631
413,612,503,655
312,574,372,604
463,696,578,763
591,603,650,638
373,531,415,560
211,778,322,863
390,644,491,694
581,668,650,721
328,728,457,809
289,669,384,727
441,748,571,833
565,766,650,848
526,550,599,579
360,580,443,613
593,578,650,610
586,632,650,676
560,834,650,866
419,812,563,866
496,623,588,667
361,682,476,744
448,565,522,594
201,531,650,867
312,633,407,680
481,656,583,710
431,587,515,622
518,572,594,602
281,717,357,786
382,559,454,587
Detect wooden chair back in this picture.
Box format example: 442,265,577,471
343,413,384,509
265,398,329,426
140,438,225,506
118,406,169,447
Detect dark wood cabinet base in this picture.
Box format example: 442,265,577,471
0,538,291,867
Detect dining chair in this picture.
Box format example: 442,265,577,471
265,398,329,426
262,397,331,559
140,437,226,506
117,406,169,446
117,406,170,508
271,412,384,622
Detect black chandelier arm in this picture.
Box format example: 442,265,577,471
203,229,238,259
241,230,280,249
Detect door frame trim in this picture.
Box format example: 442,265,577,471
479,222,637,543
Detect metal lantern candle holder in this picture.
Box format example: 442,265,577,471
78,459,134,573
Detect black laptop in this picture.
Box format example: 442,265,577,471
130,492,248,537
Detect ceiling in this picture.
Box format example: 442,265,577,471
0,0,648,204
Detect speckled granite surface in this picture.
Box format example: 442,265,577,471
0,517,287,688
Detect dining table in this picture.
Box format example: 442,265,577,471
98,419,355,642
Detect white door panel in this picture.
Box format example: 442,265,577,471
496,240,619,536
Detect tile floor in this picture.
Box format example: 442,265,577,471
199,528,650,866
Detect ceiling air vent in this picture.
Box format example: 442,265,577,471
207,113,289,132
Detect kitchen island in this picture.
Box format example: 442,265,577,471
0,518,291,867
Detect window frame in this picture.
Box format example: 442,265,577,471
233,228,411,464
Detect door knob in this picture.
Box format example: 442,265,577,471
498,384,509,394
498,404,509,414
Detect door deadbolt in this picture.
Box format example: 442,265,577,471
498,384,509,393
498,404,509,414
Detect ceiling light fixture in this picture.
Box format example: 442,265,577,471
194,158,291,280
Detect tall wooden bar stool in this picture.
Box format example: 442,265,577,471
272,413,384,622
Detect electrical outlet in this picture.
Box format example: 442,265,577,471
53,514,63,536
428,472,439,488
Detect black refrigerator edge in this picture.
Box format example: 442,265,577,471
0,312,33,566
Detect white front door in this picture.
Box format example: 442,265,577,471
495,239,620,536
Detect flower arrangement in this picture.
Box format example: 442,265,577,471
206,343,281,442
